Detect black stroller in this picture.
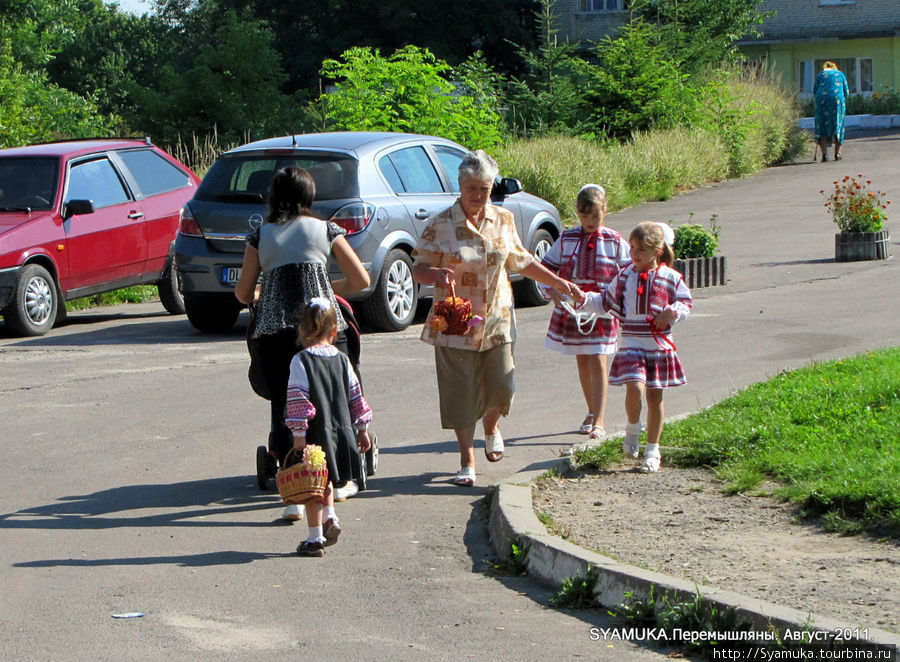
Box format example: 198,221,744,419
253,295,378,491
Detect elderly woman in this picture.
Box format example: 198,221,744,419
412,150,580,486
814,61,850,162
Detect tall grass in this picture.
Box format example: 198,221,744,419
497,68,807,224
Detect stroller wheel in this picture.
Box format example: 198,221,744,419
256,445,272,490
366,434,379,476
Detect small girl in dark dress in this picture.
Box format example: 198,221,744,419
285,298,373,557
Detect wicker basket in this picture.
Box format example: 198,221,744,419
276,449,329,505
432,282,473,336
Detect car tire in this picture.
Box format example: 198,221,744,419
157,257,185,315
184,293,241,333
359,248,417,331
3,263,58,336
513,228,554,307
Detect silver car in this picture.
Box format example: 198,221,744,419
175,132,562,332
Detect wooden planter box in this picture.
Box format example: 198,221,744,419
673,256,727,289
834,230,890,262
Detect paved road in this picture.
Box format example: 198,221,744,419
1,131,898,661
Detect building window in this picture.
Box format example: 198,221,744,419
580,0,626,11
799,58,873,95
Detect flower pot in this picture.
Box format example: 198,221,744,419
834,230,890,262
673,256,727,289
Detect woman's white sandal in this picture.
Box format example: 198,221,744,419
484,431,504,462
589,425,606,440
579,414,594,435
452,466,476,487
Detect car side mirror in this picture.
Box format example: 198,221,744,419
64,199,94,218
491,177,523,200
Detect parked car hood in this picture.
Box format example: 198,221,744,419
0,210,52,236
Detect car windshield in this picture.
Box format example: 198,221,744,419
0,157,59,211
195,154,359,203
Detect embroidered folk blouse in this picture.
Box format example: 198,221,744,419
284,345,372,435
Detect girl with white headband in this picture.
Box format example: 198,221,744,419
284,297,373,556
581,221,692,473
540,184,631,439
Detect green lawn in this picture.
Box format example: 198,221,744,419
65,286,159,311
577,348,900,536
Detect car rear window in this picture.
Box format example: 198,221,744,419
194,154,359,203
117,148,192,198
0,157,59,211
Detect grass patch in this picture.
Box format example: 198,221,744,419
549,566,599,609
665,348,900,536
66,285,159,311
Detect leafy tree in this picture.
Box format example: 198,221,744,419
156,0,540,94
586,21,698,139
126,9,293,144
317,46,505,148
630,0,771,73
506,0,592,137
0,39,111,148
48,7,165,130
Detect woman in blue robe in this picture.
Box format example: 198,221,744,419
814,61,849,161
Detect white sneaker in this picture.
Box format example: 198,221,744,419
334,480,358,502
641,443,661,473
281,504,304,521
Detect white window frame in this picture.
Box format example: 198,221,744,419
798,57,873,96
579,0,627,12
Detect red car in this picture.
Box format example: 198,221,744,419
0,138,200,336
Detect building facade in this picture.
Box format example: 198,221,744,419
554,0,900,99
738,0,899,99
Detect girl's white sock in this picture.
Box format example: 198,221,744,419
644,442,661,459
625,421,642,436
306,525,325,544
323,506,337,523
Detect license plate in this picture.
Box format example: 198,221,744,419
221,267,241,285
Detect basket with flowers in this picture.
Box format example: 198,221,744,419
429,282,483,336
276,444,329,505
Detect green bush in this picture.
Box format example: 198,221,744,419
674,222,719,258
317,45,505,150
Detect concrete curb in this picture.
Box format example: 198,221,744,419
797,114,900,130
488,465,900,657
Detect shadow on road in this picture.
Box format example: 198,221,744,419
0,475,281,531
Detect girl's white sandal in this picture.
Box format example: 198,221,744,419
485,432,504,462
589,425,606,440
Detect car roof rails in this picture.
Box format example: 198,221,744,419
29,136,154,147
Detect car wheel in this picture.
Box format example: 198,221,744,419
513,228,554,307
360,248,417,331
184,293,241,333
157,257,185,315
3,263,58,336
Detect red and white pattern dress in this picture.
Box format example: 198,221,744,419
541,227,631,355
587,264,692,388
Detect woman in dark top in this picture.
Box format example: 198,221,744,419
235,167,369,517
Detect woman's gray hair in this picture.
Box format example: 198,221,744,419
458,149,499,184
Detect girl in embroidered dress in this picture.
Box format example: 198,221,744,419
285,298,373,556
581,221,691,472
541,184,630,439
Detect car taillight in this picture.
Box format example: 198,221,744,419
178,205,203,237
330,202,375,235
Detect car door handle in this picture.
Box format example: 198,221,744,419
415,209,429,220
128,211,144,220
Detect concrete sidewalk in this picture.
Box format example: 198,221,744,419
489,129,900,657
